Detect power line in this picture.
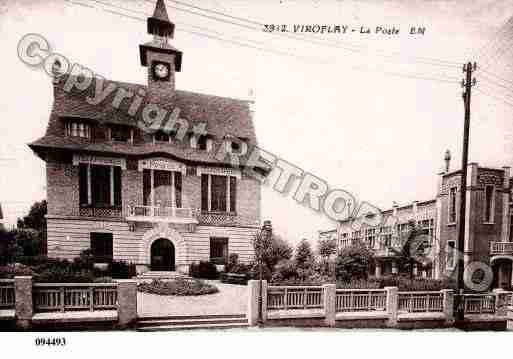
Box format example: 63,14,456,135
144,0,462,69
64,0,461,87
475,86,513,110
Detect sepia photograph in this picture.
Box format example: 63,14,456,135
0,0,513,356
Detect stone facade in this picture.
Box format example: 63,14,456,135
328,162,513,287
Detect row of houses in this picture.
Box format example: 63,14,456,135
320,152,513,288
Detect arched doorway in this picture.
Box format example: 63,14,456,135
151,238,175,271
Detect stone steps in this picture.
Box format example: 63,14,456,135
137,314,248,331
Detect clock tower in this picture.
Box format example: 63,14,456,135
139,0,182,99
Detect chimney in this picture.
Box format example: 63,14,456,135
444,149,451,173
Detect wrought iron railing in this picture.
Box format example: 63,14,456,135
490,242,513,256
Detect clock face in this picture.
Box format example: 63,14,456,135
153,62,169,79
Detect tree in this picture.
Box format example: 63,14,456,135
15,200,47,256
335,242,374,282
318,238,337,259
0,228,17,265
295,239,314,270
391,220,431,279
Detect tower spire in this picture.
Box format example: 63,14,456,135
148,0,175,39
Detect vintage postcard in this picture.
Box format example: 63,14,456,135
0,0,512,355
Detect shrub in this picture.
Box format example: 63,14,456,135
110,260,136,279
35,267,96,283
271,259,298,283
335,243,374,282
189,261,219,279
93,276,114,283
138,278,219,296
335,275,457,291
0,263,35,278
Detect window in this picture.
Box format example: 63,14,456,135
364,228,376,248
448,187,457,224
90,233,113,262
65,121,91,139
340,232,349,248
192,135,212,151
420,218,435,239
351,230,361,244
447,240,456,268
381,226,392,247
201,174,237,213
79,164,122,207
210,237,228,264
509,215,513,242
142,170,182,207
484,185,495,223
110,125,132,143
154,130,170,143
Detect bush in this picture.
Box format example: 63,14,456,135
189,261,219,279
110,260,136,279
35,267,96,283
336,275,457,291
0,263,36,278
335,243,374,282
138,278,219,296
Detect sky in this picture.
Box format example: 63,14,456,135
0,0,513,245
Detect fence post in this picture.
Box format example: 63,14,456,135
385,286,398,328
493,289,508,316
261,280,268,323
323,284,336,327
247,280,259,326
14,276,33,330
441,289,454,324
117,280,137,328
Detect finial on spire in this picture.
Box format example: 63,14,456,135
148,0,175,39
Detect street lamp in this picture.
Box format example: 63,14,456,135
257,220,272,325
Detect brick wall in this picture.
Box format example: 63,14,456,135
46,161,79,216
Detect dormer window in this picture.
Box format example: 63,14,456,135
225,137,248,154
65,121,91,139
190,134,213,152
154,130,171,143
109,125,133,143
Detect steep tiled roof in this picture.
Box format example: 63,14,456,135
29,74,258,167
152,0,170,22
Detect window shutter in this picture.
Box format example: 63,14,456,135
201,174,209,211
79,164,88,206
174,171,182,208
114,167,122,207
230,176,236,213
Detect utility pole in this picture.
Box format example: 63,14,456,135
257,220,272,325
455,61,477,322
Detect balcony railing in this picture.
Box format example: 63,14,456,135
126,205,197,223
197,211,238,226
79,206,122,218
490,242,513,256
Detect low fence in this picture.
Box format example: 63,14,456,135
0,279,15,309
33,283,118,313
248,281,513,329
267,286,324,310
398,291,444,313
6,276,137,330
335,289,387,312
459,294,496,314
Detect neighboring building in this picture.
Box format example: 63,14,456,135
28,0,263,274
323,152,513,288
0,202,4,230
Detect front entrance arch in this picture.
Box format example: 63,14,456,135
151,238,175,271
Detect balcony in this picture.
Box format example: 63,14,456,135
126,205,198,224
197,211,238,226
490,242,513,256
79,206,122,218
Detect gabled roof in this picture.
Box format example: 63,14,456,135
29,74,259,168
